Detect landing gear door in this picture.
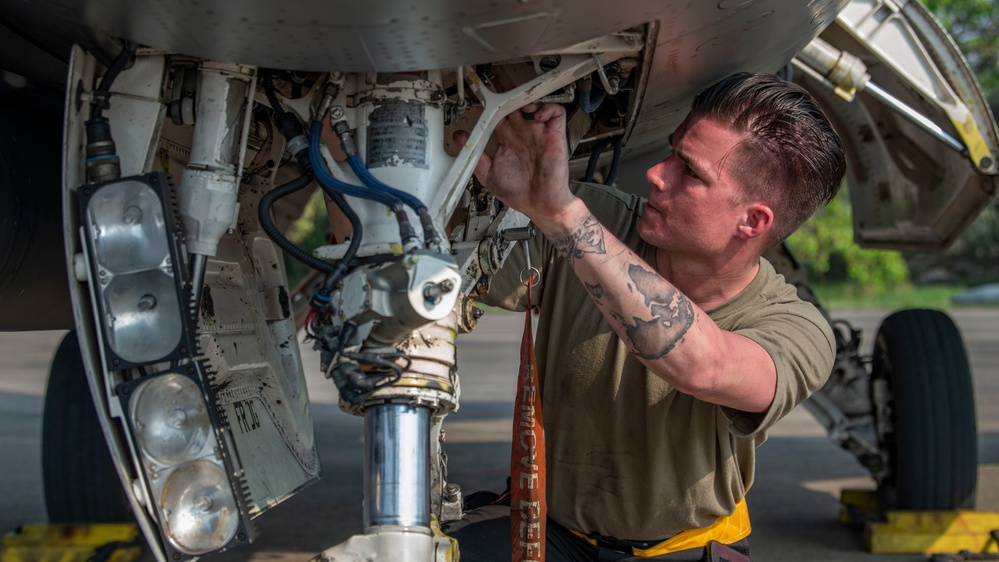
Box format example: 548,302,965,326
795,0,999,252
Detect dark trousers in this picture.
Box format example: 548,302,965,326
442,504,752,562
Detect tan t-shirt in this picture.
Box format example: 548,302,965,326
481,182,834,540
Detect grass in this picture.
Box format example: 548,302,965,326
811,282,980,310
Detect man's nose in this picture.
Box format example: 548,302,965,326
646,160,668,191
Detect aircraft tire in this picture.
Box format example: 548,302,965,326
871,308,977,511
42,331,133,522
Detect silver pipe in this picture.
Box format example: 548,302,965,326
794,36,965,155
864,81,966,154
591,53,618,95
364,403,431,529
189,253,207,321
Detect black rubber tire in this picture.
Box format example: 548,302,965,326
42,331,133,522
871,309,977,511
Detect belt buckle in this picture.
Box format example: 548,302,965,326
594,536,632,554
592,534,657,554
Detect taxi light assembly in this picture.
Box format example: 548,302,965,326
79,172,193,369
119,369,253,559
81,172,254,558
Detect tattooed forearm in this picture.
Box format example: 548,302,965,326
620,264,694,359
584,281,604,301
551,214,606,267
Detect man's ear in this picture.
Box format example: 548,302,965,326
737,203,774,240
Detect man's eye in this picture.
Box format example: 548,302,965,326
684,165,698,179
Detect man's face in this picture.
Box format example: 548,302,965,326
637,115,751,258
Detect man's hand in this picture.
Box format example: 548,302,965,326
456,103,581,232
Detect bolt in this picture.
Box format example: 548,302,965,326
112,358,121,367
237,532,247,542
539,55,561,72
330,105,345,120
137,294,157,311
423,280,452,304
193,495,213,513
122,206,142,225
981,156,994,170
167,408,188,429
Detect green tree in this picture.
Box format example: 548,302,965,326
921,0,999,105
285,190,331,287
787,187,909,291
917,0,999,284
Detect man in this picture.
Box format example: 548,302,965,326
445,72,846,561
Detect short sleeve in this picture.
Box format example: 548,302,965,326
723,300,835,437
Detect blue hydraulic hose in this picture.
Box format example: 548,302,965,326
308,121,400,209
579,87,607,114
339,125,443,249
347,155,427,212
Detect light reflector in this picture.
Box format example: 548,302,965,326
160,460,239,554
130,373,211,466
80,173,192,368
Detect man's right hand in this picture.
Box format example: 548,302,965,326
455,103,581,233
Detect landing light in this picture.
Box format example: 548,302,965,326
118,369,251,559
79,173,192,368
161,460,239,554
130,373,211,466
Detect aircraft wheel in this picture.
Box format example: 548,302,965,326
871,308,977,510
42,331,133,521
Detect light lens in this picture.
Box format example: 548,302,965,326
160,460,238,554
131,374,211,466
103,270,183,363
88,180,170,272
86,178,183,363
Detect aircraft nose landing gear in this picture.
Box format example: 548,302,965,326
870,308,977,512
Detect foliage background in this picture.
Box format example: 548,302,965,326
786,0,999,298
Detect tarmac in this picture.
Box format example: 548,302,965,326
1,308,997,561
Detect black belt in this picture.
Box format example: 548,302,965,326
589,533,665,553
550,518,667,554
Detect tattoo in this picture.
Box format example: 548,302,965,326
551,214,606,267
621,264,694,359
584,281,604,301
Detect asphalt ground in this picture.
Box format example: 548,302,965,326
1,308,996,561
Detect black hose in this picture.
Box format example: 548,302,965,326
262,70,310,152
418,208,443,249
91,42,137,121
258,174,336,273
262,70,287,118
605,136,623,186
583,138,613,182
320,189,363,294
84,41,137,183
